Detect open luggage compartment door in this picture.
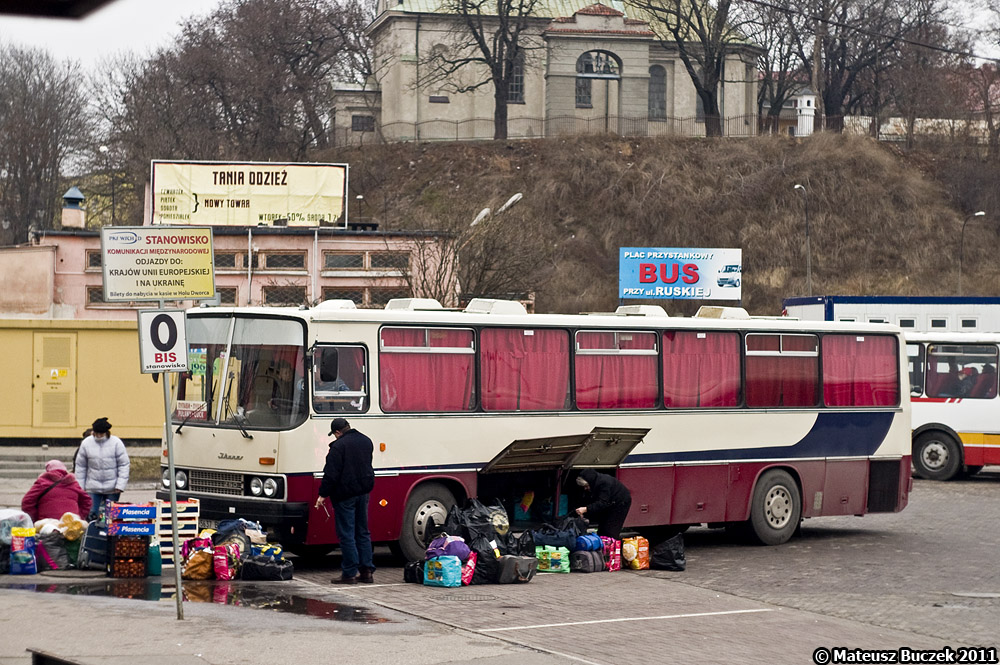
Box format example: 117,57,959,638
480,427,650,474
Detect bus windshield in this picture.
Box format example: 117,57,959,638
174,316,307,430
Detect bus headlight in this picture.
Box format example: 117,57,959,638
161,468,170,488
263,478,278,497
175,470,188,490
250,477,263,496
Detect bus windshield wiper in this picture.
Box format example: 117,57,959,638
175,401,208,435
221,371,253,440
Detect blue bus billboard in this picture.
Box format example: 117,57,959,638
619,247,742,300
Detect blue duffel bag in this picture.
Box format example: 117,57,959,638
573,533,603,552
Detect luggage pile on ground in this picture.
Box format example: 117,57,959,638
179,518,293,582
1,509,93,575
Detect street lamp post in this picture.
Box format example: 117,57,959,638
959,210,986,296
99,145,115,225
793,184,812,296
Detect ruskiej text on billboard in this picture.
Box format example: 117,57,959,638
619,247,742,301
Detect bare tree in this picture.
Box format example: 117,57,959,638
793,0,945,128
421,0,545,140
94,0,372,220
738,0,809,132
626,0,754,137
0,44,90,245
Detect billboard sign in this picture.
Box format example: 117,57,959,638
101,226,215,302
150,160,347,227
619,247,742,300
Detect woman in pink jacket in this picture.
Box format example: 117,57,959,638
20,460,92,522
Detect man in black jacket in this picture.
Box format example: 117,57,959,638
314,418,376,584
574,468,632,539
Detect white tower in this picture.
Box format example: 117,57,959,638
796,88,816,137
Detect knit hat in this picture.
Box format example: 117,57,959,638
92,417,112,433
329,418,350,435
45,459,67,473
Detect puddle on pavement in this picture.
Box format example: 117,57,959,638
6,579,392,623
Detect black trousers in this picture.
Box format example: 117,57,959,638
594,497,632,539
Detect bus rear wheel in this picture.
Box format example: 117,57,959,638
398,483,455,562
749,469,801,546
913,431,961,481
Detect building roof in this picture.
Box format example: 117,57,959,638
383,0,626,18
576,3,623,16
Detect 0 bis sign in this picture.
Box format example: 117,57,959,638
619,247,742,301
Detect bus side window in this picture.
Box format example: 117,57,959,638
313,346,367,413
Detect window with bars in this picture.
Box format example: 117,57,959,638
321,288,364,305
87,287,105,304
214,252,237,268
324,252,364,269
575,77,592,108
218,287,238,305
371,252,409,271
86,251,102,269
263,252,306,270
368,287,411,307
508,53,525,104
648,65,666,119
263,285,307,306
352,115,375,132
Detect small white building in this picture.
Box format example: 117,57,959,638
782,296,1000,333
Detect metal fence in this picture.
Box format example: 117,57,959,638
337,113,761,145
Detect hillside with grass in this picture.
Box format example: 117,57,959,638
323,133,1000,316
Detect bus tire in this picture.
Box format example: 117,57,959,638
398,482,456,562
913,431,961,481
749,469,801,546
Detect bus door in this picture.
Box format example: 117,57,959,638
478,427,647,528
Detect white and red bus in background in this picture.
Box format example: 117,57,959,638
158,298,912,560
906,332,1000,480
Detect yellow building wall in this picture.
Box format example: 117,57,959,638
0,319,163,440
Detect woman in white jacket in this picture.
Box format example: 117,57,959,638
75,417,130,521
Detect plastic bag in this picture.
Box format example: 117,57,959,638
58,513,86,542
425,534,471,562
10,526,38,575
536,545,570,573
0,509,33,546
461,551,477,585
36,531,70,571
468,536,501,585
600,536,621,572
213,543,242,580
424,555,462,587
623,536,650,570
182,549,214,580
649,534,686,571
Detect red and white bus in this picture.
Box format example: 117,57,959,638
158,299,912,560
906,332,1000,480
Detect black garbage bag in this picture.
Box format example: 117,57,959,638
445,498,511,544
468,535,502,584
512,530,535,557
649,533,686,571
240,555,294,581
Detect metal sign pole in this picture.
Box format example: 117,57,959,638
158,299,184,620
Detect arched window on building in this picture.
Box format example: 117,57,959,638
576,51,620,109
648,65,666,119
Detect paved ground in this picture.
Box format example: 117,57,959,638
2,467,997,665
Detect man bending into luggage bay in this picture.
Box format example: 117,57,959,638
574,469,632,539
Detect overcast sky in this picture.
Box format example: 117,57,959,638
0,0,215,69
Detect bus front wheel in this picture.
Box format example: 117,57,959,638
398,483,456,562
749,469,801,546
913,432,961,481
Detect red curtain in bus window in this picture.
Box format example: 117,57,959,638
338,347,365,389
822,334,899,406
745,334,818,407
379,328,474,412
662,331,740,408
481,328,569,411
575,331,658,409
